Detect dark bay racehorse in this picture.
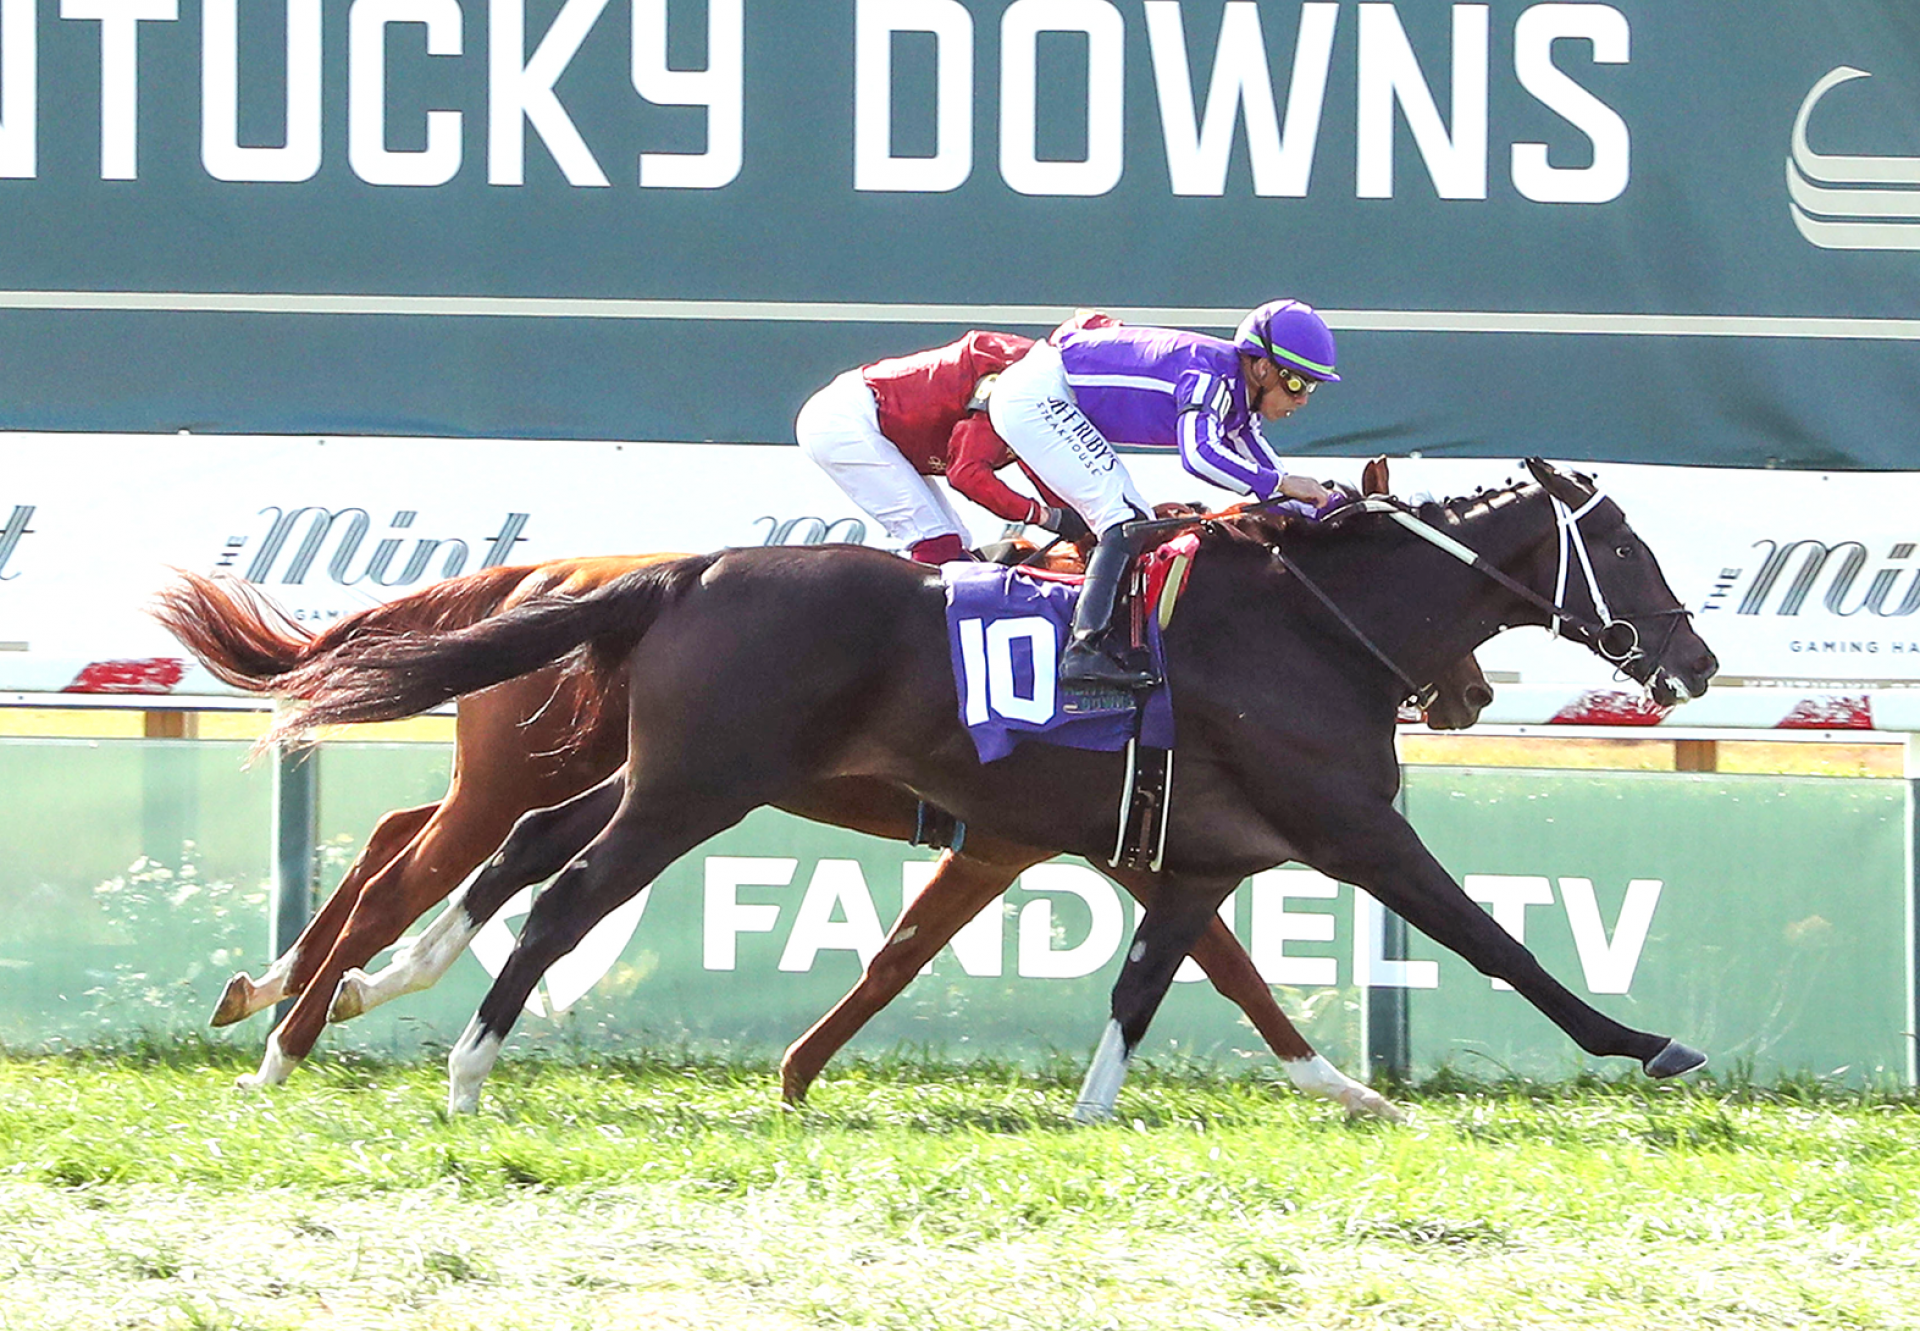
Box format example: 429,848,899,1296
159,549,1487,1117
257,460,1717,1117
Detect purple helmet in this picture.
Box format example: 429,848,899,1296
1233,299,1340,382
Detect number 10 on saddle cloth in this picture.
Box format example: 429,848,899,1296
942,561,1178,764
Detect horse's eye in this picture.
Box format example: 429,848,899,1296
1614,544,1634,559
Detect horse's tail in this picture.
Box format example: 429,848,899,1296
151,564,547,692
265,554,718,741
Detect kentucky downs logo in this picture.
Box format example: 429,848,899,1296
1788,66,1920,250
0,2,1632,205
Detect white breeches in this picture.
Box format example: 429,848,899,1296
795,370,970,547
988,343,1150,534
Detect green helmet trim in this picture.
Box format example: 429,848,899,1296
1264,342,1337,379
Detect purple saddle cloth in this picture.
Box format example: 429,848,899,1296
942,563,1174,763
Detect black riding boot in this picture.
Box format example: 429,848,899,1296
1060,524,1157,691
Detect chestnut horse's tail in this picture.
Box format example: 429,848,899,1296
152,564,552,693
263,554,719,741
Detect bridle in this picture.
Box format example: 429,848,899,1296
1345,490,1693,694
1128,486,1694,704
1518,488,1693,675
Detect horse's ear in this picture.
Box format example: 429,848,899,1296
1361,456,1389,496
1523,457,1593,506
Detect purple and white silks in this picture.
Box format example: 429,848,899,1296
1055,325,1290,500
943,562,1173,764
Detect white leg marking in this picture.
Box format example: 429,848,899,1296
332,885,483,1022
1072,1019,1131,1124
447,1018,505,1115
1282,1055,1408,1123
215,944,299,1024
249,946,299,1007
235,1031,299,1091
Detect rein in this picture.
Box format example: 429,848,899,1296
1122,485,1690,693
1351,495,1692,669
1269,550,1427,704
1365,498,1609,639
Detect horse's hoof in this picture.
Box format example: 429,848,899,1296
209,974,257,1027
777,1054,812,1106
1340,1086,1410,1124
234,1071,269,1092
329,973,368,1023
1644,1039,1707,1079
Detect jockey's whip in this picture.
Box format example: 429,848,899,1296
1017,534,1067,566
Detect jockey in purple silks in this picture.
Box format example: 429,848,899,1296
988,298,1341,691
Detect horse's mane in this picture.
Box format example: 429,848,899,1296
1160,501,1294,554
1421,475,1548,523
1180,473,1551,557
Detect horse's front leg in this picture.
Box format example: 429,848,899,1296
1300,802,1703,1078
781,845,1036,1104
1073,874,1240,1123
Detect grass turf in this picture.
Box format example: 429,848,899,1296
1,1045,1916,1330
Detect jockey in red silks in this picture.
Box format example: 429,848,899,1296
795,316,1112,565
988,299,1341,691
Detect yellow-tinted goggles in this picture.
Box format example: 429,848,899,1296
1276,366,1319,396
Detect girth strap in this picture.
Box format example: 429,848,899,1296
911,801,966,854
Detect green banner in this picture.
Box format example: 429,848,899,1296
0,2,1917,465
1401,768,1913,1085
1,739,1910,1086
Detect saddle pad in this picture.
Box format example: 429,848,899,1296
943,563,1173,764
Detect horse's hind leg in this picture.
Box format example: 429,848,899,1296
239,671,624,1088
240,773,597,1089
448,787,760,1114
1074,875,1240,1123
331,772,627,1022
1185,914,1402,1121
1106,866,1398,1119
210,803,436,1026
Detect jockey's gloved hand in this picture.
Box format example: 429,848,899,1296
1274,491,1351,521
1037,506,1092,542
1311,490,1352,521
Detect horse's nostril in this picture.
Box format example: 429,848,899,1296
1465,684,1495,710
